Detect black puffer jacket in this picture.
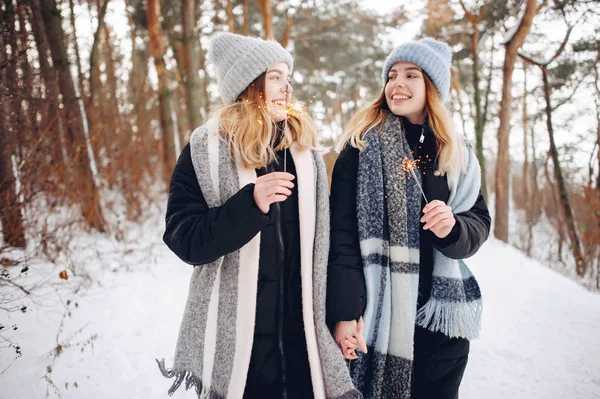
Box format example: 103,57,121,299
163,142,313,399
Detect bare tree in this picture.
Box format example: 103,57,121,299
259,0,272,39
225,0,235,33
281,5,293,48
39,0,106,231
594,51,600,190
88,0,110,106
521,60,533,255
494,0,538,243
181,0,202,130
458,0,489,199
519,22,586,275
68,0,87,98
241,0,248,36
0,16,26,248
27,0,67,169
16,0,38,147
147,0,176,184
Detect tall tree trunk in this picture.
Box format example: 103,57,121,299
199,48,211,117
103,24,123,167
40,0,106,231
241,0,248,36
16,1,38,151
281,7,293,48
0,24,27,248
472,40,488,199
147,0,176,185
522,61,533,255
4,0,24,154
68,0,86,99
125,0,150,134
459,0,488,199
529,120,539,255
453,61,468,137
226,0,235,33
88,0,109,106
27,0,67,168
494,0,537,243
541,67,585,276
103,25,121,127
181,0,202,130
594,62,600,191
544,155,564,262
259,0,273,40
482,34,495,132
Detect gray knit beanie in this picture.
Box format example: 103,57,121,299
207,32,294,104
381,38,452,101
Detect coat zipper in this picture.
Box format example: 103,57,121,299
270,157,288,399
273,201,288,399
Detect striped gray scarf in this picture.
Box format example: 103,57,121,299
157,119,361,399
350,114,482,399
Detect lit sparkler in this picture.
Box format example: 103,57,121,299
401,156,428,203
283,83,290,173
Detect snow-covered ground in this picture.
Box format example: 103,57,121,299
463,240,600,399
2,222,600,399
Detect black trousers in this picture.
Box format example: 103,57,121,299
411,325,470,399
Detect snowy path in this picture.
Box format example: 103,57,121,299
2,237,600,399
463,239,600,399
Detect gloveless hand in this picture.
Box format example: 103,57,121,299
334,317,368,360
253,172,295,214
420,199,456,238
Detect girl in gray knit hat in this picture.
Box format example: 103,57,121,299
327,38,491,399
158,32,360,399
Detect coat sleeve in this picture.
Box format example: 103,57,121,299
431,191,491,259
326,145,366,328
163,143,270,265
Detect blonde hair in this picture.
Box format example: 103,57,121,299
337,74,465,176
208,73,318,169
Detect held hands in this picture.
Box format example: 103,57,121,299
420,200,456,239
253,172,295,214
334,317,368,360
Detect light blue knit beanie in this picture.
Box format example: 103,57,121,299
381,38,452,101
207,32,294,104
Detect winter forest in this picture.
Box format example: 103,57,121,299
1,0,600,398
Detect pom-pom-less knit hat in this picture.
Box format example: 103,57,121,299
381,38,452,101
207,32,294,104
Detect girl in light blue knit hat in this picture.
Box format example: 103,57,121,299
159,32,360,399
327,38,491,399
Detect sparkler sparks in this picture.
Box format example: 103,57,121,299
243,87,310,173
400,156,429,203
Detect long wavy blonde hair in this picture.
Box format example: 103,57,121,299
337,73,465,176
208,73,318,169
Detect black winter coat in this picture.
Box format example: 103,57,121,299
164,143,313,399
326,118,491,397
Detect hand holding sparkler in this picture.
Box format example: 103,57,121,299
420,200,456,239
253,172,295,214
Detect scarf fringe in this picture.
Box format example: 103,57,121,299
156,358,359,399
156,358,203,396
416,298,482,340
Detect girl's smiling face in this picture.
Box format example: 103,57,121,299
384,61,427,124
264,62,293,123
